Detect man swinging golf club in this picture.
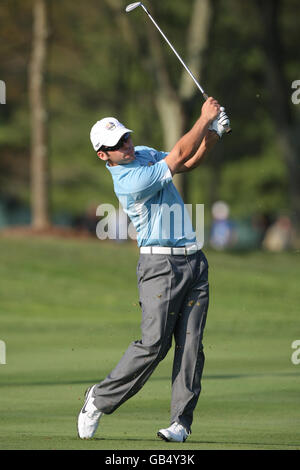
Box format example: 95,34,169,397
77,97,230,442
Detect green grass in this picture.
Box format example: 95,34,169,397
0,236,300,450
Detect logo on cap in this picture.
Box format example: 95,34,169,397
105,122,117,131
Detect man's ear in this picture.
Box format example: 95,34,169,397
97,150,108,161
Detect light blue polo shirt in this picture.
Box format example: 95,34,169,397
106,146,197,247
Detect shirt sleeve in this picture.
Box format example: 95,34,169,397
138,146,168,162
118,160,172,201
153,149,169,162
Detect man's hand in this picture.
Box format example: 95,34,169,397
208,107,230,138
201,97,221,124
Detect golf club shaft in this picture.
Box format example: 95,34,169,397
127,3,231,133
140,4,208,100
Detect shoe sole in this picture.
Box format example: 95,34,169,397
157,431,170,442
157,431,186,443
77,385,94,439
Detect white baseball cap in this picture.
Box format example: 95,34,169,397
90,117,133,151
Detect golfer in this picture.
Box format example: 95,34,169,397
78,97,230,442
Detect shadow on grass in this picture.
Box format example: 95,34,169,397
0,371,299,388
69,436,300,449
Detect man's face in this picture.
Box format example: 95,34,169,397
97,133,135,166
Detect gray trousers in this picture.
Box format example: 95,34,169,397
93,249,209,432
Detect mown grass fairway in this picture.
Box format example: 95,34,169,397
0,236,299,450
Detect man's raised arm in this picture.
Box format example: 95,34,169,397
164,97,220,175
176,130,219,173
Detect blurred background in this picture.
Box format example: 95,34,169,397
0,0,299,251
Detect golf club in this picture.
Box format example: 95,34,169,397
125,2,231,134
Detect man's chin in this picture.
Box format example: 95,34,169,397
124,154,135,162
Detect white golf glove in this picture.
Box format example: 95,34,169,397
209,107,230,138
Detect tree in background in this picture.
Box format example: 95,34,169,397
29,0,50,229
256,0,300,237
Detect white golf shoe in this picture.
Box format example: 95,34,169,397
77,385,103,439
157,422,190,442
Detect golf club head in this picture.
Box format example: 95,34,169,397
125,2,142,13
